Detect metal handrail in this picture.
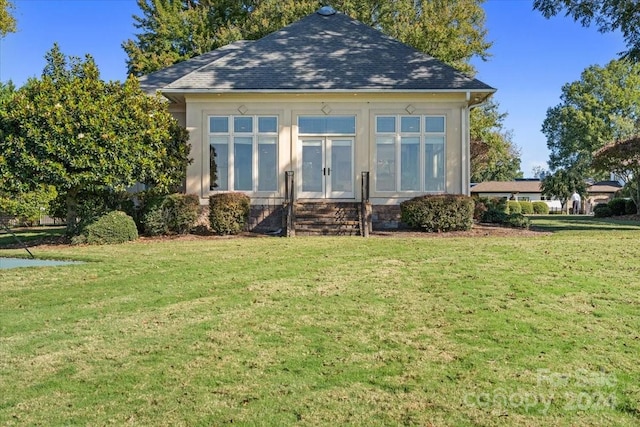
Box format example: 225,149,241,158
285,171,295,236
360,171,370,237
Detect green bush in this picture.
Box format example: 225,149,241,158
532,201,549,215
142,193,200,236
209,193,251,235
519,201,534,215
594,204,613,218
481,209,507,224
608,198,627,216
625,199,637,215
473,197,490,221
72,211,138,245
507,200,521,214
503,213,530,229
400,194,474,232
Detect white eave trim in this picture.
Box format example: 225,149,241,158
160,87,496,95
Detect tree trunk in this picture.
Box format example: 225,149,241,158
65,188,79,235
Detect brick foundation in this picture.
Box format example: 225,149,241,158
371,205,409,230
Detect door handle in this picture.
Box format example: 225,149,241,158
323,167,326,176
327,168,331,175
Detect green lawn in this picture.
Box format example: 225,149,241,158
1,217,639,426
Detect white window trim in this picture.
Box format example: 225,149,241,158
208,115,279,195
374,114,446,194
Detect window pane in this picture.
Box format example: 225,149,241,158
376,116,396,133
234,137,253,191
376,138,395,191
258,137,277,191
401,137,420,191
401,116,420,133
234,116,253,133
210,116,228,133
258,117,277,133
425,137,445,192
331,140,352,193
210,137,228,190
299,116,355,134
425,116,445,133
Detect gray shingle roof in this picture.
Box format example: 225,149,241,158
141,10,495,94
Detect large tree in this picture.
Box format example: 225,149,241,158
0,45,190,233
124,0,491,76
542,59,640,186
470,100,522,182
533,0,640,61
593,136,640,214
0,0,16,36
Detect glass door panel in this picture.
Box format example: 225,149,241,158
328,138,354,198
300,139,324,198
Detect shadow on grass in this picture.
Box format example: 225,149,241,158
0,227,68,249
531,215,640,232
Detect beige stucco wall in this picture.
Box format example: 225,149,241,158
180,92,471,204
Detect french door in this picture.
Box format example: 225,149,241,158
299,137,354,199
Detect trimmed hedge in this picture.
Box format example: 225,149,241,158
532,201,549,215
593,203,612,218
143,193,200,236
209,193,251,235
608,198,627,216
72,211,138,245
519,201,534,215
400,194,474,232
507,200,521,214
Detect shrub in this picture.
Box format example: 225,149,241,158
400,194,474,232
625,199,637,215
503,213,530,229
473,197,489,221
481,209,507,224
519,201,534,215
209,193,251,235
507,200,521,214
142,193,200,236
608,198,627,216
593,204,613,218
72,211,138,245
532,201,549,215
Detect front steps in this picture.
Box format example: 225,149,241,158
292,202,362,236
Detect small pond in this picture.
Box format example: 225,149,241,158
0,257,83,270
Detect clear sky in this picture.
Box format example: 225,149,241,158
0,0,628,177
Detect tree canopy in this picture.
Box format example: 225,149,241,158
533,0,640,61
0,0,16,36
0,45,191,232
593,136,640,213
470,100,522,182
541,59,640,189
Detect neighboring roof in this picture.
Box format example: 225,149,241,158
140,8,494,98
471,180,623,195
587,180,622,194
471,180,542,194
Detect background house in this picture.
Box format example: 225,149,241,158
470,179,622,213
139,7,495,233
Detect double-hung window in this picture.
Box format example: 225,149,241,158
375,115,445,192
209,116,278,192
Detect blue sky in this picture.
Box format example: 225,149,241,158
0,0,627,177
